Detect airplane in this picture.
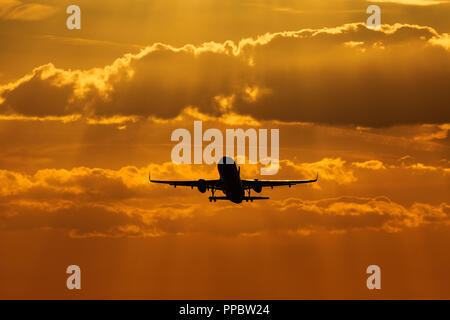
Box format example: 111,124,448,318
149,156,318,203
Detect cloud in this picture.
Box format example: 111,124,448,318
352,160,387,170
38,35,146,50
429,33,450,50
0,114,81,122
0,0,57,21
413,124,450,141
393,157,450,173
0,157,356,200
368,0,450,6
405,162,439,171
0,200,157,237
0,155,448,238
1,23,450,127
282,158,357,185
1,192,448,237
276,196,450,234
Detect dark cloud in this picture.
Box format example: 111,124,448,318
1,23,449,126
1,69,76,116
0,202,147,237
92,50,248,118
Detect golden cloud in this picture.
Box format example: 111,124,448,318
1,191,448,238
0,155,447,238
413,124,450,141
0,0,57,21
1,23,449,127
0,157,358,200
352,160,387,170
368,0,449,6
281,158,357,185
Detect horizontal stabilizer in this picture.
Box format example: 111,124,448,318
208,196,270,202
243,196,270,201
209,196,228,202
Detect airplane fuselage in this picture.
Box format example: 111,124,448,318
218,157,245,203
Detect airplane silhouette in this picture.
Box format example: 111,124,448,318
149,156,318,203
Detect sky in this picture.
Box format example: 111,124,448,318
0,0,449,299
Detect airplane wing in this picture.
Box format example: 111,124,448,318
149,173,223,190
242,173,318,189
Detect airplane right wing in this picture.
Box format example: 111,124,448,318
242,173,318,189
149,173,224,190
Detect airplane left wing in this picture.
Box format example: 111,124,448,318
242,173,318,189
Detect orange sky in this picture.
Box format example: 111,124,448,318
0,0,449,299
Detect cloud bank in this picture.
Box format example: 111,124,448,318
1,23,450,127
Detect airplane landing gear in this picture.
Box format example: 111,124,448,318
209,188,217,202
245,188,253,202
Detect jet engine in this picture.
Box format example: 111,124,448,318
197,179,207,193
252,184,262,193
